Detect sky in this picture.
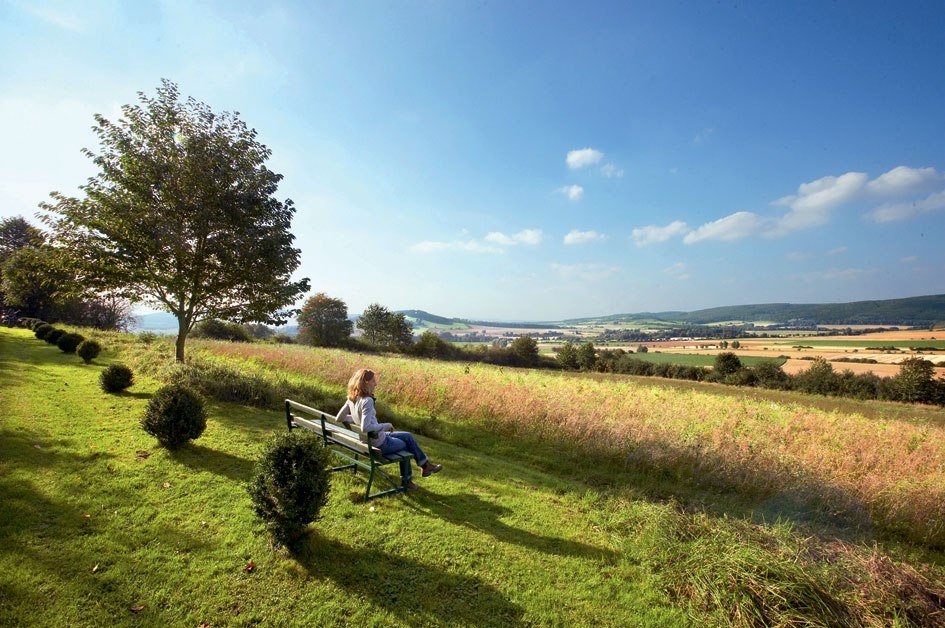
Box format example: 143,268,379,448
1,1,944,321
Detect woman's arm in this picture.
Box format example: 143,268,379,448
359,397,393,434
336,401,353,425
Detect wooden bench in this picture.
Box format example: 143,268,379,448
284,399,415,501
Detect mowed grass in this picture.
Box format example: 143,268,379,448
624,352,787,367
0,328,682,626
778,339,945,349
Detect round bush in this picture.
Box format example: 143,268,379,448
44,329,65,345
141,384,207,449
57,332,85,354
77,339,102,364
34,323,54,340
100,364,134,393
248,430,332,545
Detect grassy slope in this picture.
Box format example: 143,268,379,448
0,328,682,626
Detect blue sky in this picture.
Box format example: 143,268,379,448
1,1,943,320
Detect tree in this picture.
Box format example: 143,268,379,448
576,341,597,371
731,340,741,349
356,303,413,348
637,344,648,353
0,216,44,262
557,341,579,369
509,335,539,366
1,245,72,319
0,216,46,310
297,293,353,347
713,352,742,376
893,357,935,404
41,80,308,361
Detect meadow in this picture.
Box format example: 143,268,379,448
3,326,945,625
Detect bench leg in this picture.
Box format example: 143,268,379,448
365,463,375,502
399,459,413,487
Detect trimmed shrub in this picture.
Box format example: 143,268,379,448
137,331,158,344
44,329,65,345
248,430,332,545
77,339,102,364
34,323,54,340
100,364,134,393
57,332,85,354
141,384,207,449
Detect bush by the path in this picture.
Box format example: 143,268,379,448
44,329,65,345
77,339,102,363
100,364,134,393
248,430,332,545
141,384,207,449
34,324,53,340
57,332,85,354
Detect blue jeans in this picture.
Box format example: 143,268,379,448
380,431,428,482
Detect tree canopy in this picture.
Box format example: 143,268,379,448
297,293,353,347
357,303,414,348
41,80,308,360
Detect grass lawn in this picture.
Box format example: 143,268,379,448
777,339,945,349
0,327,683,626
629,352,787,367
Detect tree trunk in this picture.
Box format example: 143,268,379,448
175,317,188,362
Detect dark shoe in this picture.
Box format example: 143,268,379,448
405,481,419,491
421,463,443,478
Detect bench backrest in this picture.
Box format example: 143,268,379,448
285,399,373,456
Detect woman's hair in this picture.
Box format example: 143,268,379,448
347,368,375,401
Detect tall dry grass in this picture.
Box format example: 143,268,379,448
198,340,945,547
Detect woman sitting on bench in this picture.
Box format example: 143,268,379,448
336,368,442,488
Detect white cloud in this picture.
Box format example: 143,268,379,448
766,172,868,237
785,251,814,262
827,246,847,255
566,148,604,169
865,189,945,223
601,163,624,178
409,240,502,254
630,220,689,247
662,262,690,281
485,229,543,246
550,262,619,282
21,4,83,31
557,185,584,201
866,166,941,197
563,229,606,245
900,256,918,264
693,127,715,144
800,268,867,281
683,212,763,244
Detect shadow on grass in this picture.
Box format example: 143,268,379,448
119,391,152,400
407,490,618,561
168,443,255,482
290,534,525,626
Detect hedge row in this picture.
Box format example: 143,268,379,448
19,317,101,363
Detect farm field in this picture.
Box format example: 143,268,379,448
604,351,786,367
775,339,945,349
4,326,945,625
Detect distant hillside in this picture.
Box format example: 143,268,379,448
396,310,560,330
562,294,945,326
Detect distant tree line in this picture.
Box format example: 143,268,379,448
0,216,133,330
553,342,945,407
